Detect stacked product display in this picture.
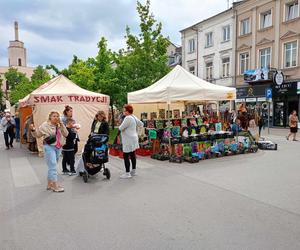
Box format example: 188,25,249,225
109,116,258,163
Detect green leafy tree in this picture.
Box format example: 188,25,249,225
0,78,3,108
116,0,170,99
94,37,121,128
68,56,96,90
9,66,50,105
4,68,29,90
31,65,51,86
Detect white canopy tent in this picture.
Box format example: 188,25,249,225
19,75,110,153
128,65,236,104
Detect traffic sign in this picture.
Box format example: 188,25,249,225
266,88,272,100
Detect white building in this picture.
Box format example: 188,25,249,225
166,41,182,68
180,8,236,87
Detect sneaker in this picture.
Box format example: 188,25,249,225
62,170,70,175
120,173,132,179
69,170,77,176
10,144,13,148
130,169,137,176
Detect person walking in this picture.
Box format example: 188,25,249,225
90,111,109,135
287,110,299,141
25,115,38,153
30,110,68,192
14,113,20,142
1,112,16,150
119,104,143,179
258,115,265,137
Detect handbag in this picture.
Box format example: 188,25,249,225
44,128,57,145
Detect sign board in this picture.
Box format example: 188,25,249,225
265,88,272,99
235,98,246,103
297,82,300,95
246,98,257,102
257,97,267,102
244,68,271,82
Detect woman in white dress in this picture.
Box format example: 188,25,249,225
119,104,144,179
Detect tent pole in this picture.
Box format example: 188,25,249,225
168,102,171,155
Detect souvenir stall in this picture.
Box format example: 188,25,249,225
110,66,258,162
19,75,110,153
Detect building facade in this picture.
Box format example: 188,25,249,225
181,8,235,87
166,42,182,68
234,0,300,127
0,22,35,102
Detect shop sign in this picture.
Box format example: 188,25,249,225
235,98,245,103
273,71,284,86
297,82,300,95
236,85,269,99
246,98,257,103
273,81,297,96
244,68,272,82
257,97,267,102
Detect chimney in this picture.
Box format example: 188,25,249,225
14,21,19,41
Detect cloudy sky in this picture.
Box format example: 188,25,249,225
0,0,229,69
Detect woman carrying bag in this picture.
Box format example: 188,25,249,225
119,104,144,179
30,110,69,192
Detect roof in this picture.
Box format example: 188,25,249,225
179,7,234,33
128,65,236,103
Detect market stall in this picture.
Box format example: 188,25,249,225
19,75,110,153
110,66,257,163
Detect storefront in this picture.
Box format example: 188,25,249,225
273,75,300,127
236,84,272,120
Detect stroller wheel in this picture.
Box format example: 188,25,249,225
104,168,111,180
83,172,88,183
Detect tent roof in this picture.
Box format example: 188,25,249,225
19,75,109,107
128,65,236,103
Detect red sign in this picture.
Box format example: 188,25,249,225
33,95,108,104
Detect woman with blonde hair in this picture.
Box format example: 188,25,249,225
30,110,68,192
90,111,109,135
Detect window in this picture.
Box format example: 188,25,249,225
205,62,213,80
240,52,250,74
189,66,195,75
18,58,22,66
222,25,230,42
188,39,195,53
286,1,299,21
284,41,297,68
261,10,272,29
205,32,213,47
240,18,250,35
222,58,230,77
259,48,271,68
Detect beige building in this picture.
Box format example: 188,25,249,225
234,0,300,126
0,22,35,101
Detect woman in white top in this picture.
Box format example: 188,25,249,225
119,104,144,179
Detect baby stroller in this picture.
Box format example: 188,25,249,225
81,134,111,183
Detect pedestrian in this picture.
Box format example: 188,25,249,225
62,118,79,175
24,115,38,153
287,110,299,141
1,112,16,150
248,115,258,141
14,112,20,142
30,110,68,192
61,105,74,126
118,104,143,179
90,111,109,135
258,115,265,137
